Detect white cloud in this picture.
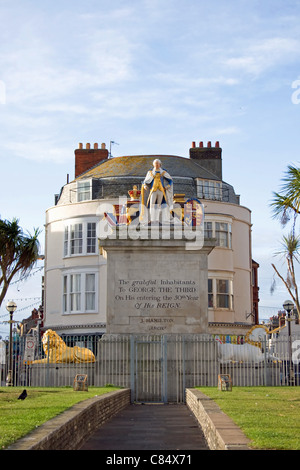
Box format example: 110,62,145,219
225,37,300,76
216,127,240,135
3,140,72,163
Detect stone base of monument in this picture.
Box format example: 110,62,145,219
100,226,215,335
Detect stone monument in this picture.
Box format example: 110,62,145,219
100,160,215,335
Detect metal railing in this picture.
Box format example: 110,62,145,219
1,333,300,402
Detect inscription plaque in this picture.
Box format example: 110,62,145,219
101,237,215,334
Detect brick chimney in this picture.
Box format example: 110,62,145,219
75,143,108,178
189,141,222,180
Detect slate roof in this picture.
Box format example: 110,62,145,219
75,155,220,181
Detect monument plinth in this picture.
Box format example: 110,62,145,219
100,231,215,335
100,159,213,335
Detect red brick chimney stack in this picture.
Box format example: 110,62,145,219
189,140,222,180
75,142,108,178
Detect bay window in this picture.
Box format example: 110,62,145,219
63,271,98,314
64,220,97,257
208,278,233,310
204,220,232,248
215,222,231,248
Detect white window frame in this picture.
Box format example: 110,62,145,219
197,179,222,201
204,219,232,249
70,273,81,312
62,270,98,315
77,179,92,202
70,223,83,255
63,218,98,257
87,222,97,254
208,277,234,310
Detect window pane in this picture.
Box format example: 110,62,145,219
64,227,68,257
87,222,96,253
70,274,81,311
208,279,213,308
86,273,95,291
216,222,228,247
215,182,221,200
217,295,229,308
71,274,81,292
197,181,204,198
217,279,228,293
204,181,210,198
78,181,91,202
217,280,229,308
63,276,68,312
85,274,95,310
85,294,95,310
70,224,83,254
204,222,213,238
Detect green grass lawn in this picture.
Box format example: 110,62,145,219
2,386,300,451
197,387,300,450
0,386,120,449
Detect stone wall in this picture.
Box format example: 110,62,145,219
186,388,251,450
7,388,131,451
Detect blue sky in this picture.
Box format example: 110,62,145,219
1,0,300,334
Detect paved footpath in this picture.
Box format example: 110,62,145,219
79,404,209,450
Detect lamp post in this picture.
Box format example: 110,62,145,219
6,301,17,386
283,300,294,386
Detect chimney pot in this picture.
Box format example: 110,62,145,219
215,141,219,148
75,142,109,178
189,140,222,179
192,141,196,148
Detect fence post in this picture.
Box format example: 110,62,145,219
182,336,186,400
46,335,50,387
162,335,168,403
130,335,135,403
263,336,267,386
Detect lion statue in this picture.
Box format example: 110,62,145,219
32,329,95,364
217,325,280,364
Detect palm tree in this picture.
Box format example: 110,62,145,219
0,218,41,307
271,232,300,319
271,164,300,227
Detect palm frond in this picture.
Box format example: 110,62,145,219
270,165,300,224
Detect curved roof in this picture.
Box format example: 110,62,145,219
75,154,220,181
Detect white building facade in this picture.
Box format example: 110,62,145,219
44,141,257,339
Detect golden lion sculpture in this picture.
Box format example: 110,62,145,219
32,329,95,364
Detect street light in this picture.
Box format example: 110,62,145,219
5,301,17,386
283,300,294,385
